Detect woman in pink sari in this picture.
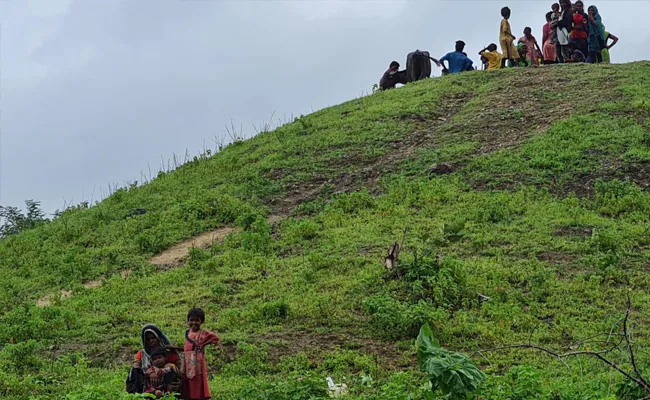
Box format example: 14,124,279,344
542,12,557,64
519,27,542,66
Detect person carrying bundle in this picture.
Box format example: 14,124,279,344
379,61,408,90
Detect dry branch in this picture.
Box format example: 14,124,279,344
384,229,407,270
475,295,650,394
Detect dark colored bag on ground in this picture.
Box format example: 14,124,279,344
406,50,432,82
126,367,145,394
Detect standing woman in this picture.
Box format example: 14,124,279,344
601,25,619,64
519,27,542,65
542,12,557,64
587,5,605,63
500,7,520,67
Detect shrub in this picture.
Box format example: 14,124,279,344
258,299,290,324
416,324,485,400
593,179,649,217
326,189,376,214
363,295,448,339
0,340,43,373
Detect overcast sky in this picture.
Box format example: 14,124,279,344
1,0,649,214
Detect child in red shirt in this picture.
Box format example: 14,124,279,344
179,308,220,400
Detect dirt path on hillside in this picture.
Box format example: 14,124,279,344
36,271,129,307
149,226,240,269
37,215,284,307
267,91,473,215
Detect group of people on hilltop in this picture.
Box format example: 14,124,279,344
126,308,221,399
379,1,619,90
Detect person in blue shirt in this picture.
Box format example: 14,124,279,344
440,41,474,74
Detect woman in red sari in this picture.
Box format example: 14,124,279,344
542,12,557,64
180,308,220,400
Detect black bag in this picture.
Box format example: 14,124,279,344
126,367,145,394
406,50,432,83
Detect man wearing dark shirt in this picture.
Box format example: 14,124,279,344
553,0,574,62
440,41,474,74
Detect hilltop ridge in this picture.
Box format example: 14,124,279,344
1,62,650,399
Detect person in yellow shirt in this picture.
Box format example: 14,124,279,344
500,7,520,67
479,44,503,70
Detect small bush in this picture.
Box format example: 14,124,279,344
0,340,43,373
363,295,448,339
258,299,290,324
326,189,376,214
593,179,649,217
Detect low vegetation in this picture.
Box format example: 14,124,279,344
0,62,649,399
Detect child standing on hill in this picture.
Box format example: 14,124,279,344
550,3,560,46
175,308,221,400
499,7,520,68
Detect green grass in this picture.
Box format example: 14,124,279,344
1,62,650,399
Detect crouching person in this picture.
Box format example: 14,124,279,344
379,61,408,90
127,324,182,394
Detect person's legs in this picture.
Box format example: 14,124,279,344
588,51,602,63
561,45,571,62
555,44,564,63
500,39,509,68
588,51,596,63
164,367,181,394
577,39,588,60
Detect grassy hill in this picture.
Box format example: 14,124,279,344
1,61,650,399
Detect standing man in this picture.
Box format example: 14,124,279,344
572,1,589,59
439,41,474,74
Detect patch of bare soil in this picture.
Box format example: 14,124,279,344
267,93,473,216
466,68,617,156
465,67,634,197
554,226,594,237
257,330,414,371
36,290,73,308
536,251,577,266
623,164,650,191
558,160,650,199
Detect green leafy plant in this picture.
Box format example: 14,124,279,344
416,324,485,399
